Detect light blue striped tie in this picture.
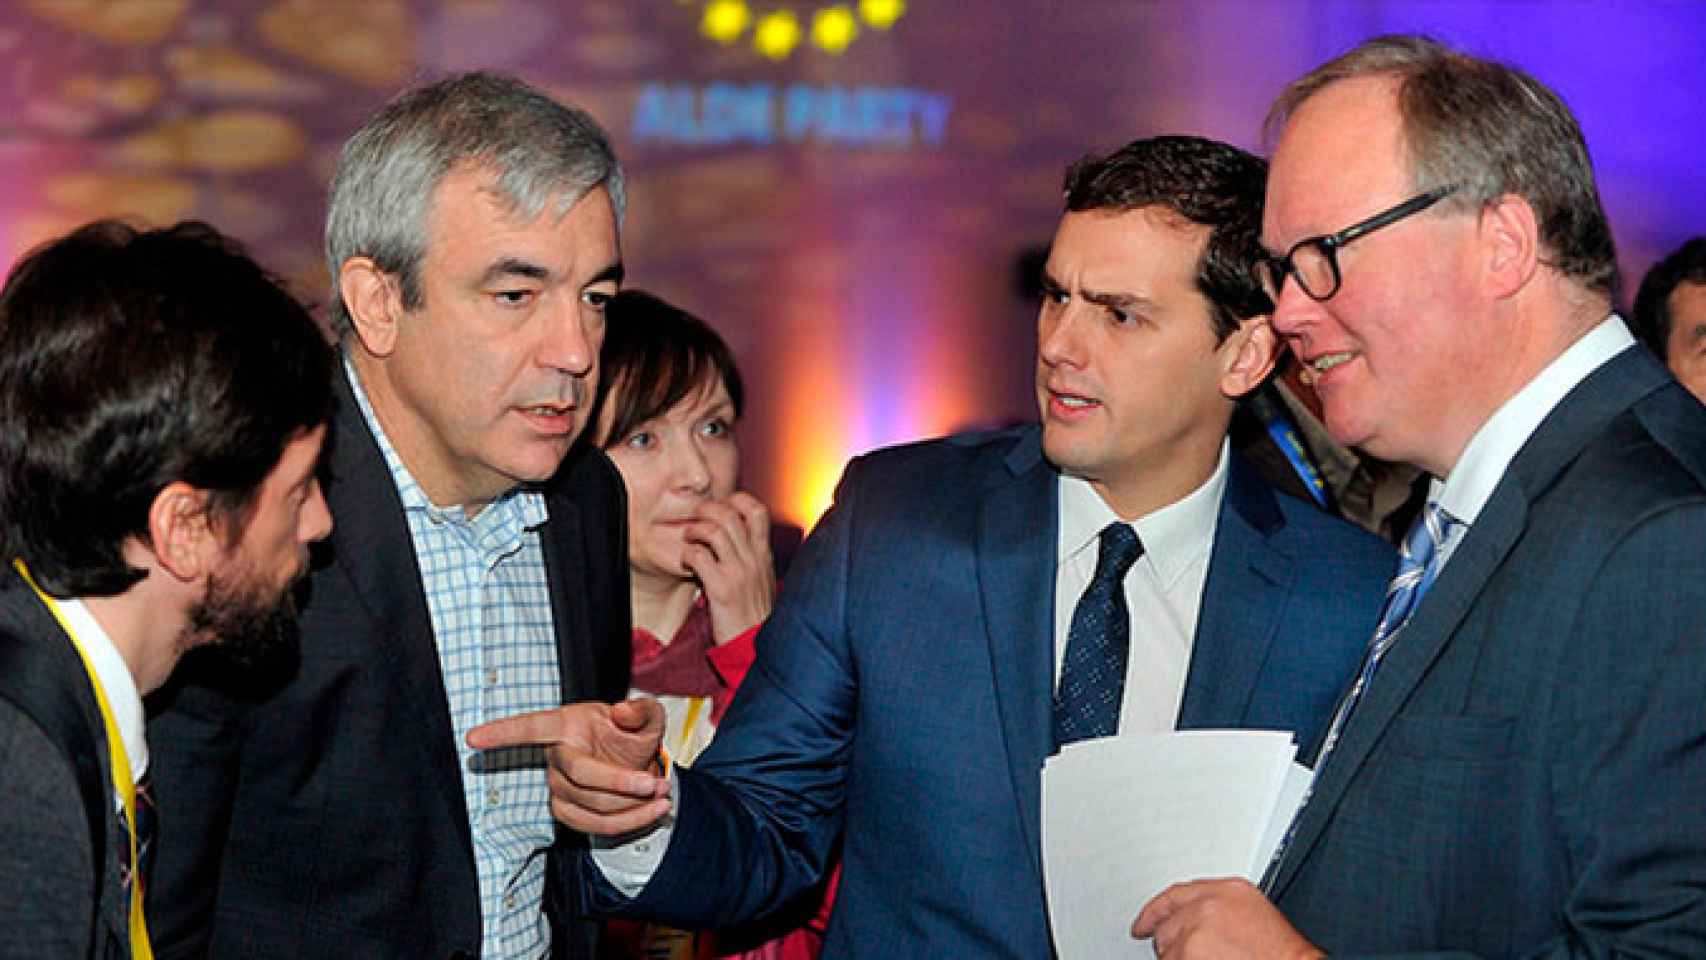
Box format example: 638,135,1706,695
1261,501,1460,887
1313,500,1459,771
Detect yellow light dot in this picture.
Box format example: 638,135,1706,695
811,5,858,54
701,0,750,44
857,0,905,30
753,9,802,61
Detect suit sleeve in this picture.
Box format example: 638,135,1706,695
541,446,637,954
144,670,248,960
579,458,865,930
0,700,100,959
1534,503,1706,957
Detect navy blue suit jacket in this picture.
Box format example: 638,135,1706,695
585,426,1392,956
1273,347,1706,957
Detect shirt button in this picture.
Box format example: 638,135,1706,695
486,788,501,807
503,893,517,909
485,668,499,686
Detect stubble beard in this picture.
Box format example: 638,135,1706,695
178,564,302,672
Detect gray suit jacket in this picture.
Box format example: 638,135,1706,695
1274,346,1706,957
0,574,130,959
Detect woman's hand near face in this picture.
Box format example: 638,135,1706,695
681,491,775,644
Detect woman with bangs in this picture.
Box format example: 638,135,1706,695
590,289,829,960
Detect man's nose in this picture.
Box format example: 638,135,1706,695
1267,275,1320,339
301,481,334,544
539,299,595,376
1037,303,1086,368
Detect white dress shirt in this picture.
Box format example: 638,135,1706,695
1430,314,1634,567
1053,441,1226,734
58,597,148,806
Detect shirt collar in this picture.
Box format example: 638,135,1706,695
57,597,147,784
1057,439,1229,588
342,353,547,541
1433,313,1634,525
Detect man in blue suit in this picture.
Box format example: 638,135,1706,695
1135,36,1706,958
473,136,1393,956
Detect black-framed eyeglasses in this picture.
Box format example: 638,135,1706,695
1260,184,1460,303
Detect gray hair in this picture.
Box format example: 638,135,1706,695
1265,34,1618,299
325,71,627,337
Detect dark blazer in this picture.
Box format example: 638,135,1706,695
587,426,1394,956
0,573,130,959
1273,346,1706,957
147,365,631,960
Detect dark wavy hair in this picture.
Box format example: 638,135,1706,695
589,290,744,449
0,220,334,597
1632,237,1706,360
1062,135,1272,342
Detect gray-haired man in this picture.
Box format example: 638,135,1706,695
1135,34,1706,960
148,72,633,960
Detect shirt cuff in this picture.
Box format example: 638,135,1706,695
588,767,680,897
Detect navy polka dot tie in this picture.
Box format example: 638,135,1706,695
1054,522,1144,748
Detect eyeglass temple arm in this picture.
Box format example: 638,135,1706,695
1331,184,1461,249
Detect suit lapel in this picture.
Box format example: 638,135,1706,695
1177,455,1293,730
1270,346,1669,897
100,816,130,954
1266,480,1526,896
0,576,130,952
976,431,1059,879
538,483,595,703
321,365,472,849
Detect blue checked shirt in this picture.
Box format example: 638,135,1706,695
348,362,562,959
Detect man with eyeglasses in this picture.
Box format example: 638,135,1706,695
1132,34,1706,959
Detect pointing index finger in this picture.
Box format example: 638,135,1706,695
466,707,574,751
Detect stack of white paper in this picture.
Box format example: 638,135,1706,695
1041,730,1312,959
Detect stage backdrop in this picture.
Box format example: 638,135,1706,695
3,1,1702,527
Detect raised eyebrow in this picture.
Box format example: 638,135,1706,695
1081,288,1152,313
479,257,550,286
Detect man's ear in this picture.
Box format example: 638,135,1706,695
144,482,215,583
339,256,405,358
1219,315,1280,400
1480,193,1540,301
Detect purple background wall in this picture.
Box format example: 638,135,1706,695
3,1,1701,526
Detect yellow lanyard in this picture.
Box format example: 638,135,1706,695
680,696,707,754
14,558,155,959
